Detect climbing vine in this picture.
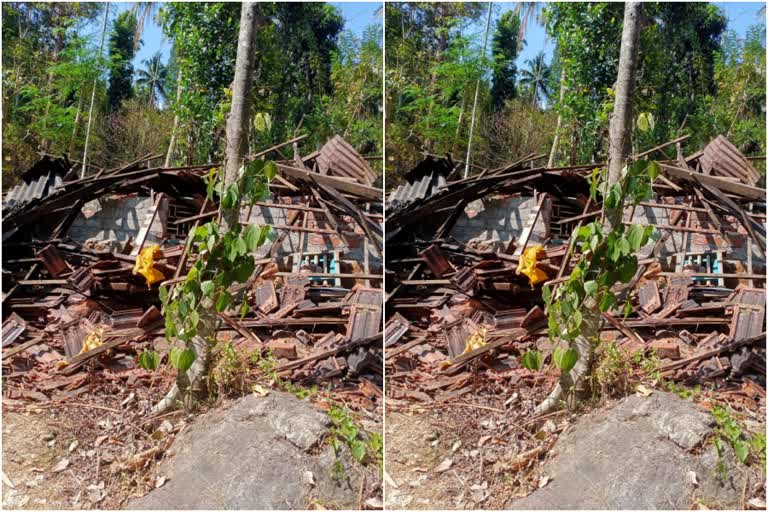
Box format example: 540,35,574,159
140,159,277,374
523,160,660,384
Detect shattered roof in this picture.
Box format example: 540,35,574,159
3,156,71,214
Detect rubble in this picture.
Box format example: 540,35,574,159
384,135,765,415
2,135,383,414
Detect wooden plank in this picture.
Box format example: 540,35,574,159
2,337,47,360
660,163,765,200
276,163,382,201
659,332,765,372
272,333,381,372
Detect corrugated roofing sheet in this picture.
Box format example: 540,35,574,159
316,135,376,185
700,135,760,186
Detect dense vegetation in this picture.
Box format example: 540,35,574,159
385,2,766,181
2,2,382,186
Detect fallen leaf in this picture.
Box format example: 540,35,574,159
538,475,551,488
687,470,698,486
451,440,462,452
303,471,315,486
50,459,69,473
434,458,453,473
364,497,383,509
747,498,766,510
68,441,78,452
252,384,270,397
155,475,167,488
635,384,654,397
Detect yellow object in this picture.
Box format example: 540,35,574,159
463,326,487,354
79,327,104,355
132,244,165,286
516,244,549,286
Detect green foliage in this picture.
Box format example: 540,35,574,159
159,159,275,371
711,404,763,467
328,404,381,466
553,346,578,373
490,11,521,109
544,160,658,396
107,11,138,111
521,349,543,371
211,341,250,397
136,51,168,108
593,342,632,398
385,3,487,177
159,3,377,167
138,349,161,371
519,51,550,109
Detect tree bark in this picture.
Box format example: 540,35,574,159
152,2,260,416
222,2,260,230
547,67,566,167
164,68,183,168
464,1,493,178
81,3,109,178
606,2,642,229
535,3,643,417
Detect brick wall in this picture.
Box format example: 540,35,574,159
67,194,166,250
448,194,764,268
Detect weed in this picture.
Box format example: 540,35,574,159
210,342,250,397
327,404,381,467
665,381,702,401
711,404,762,468
593,342,633,398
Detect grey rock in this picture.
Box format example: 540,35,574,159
508,392,756,510
128,392,363,510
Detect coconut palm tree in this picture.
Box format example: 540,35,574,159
130,2,160,51
512,2,544,51
519,51,549,109
135,51,167,108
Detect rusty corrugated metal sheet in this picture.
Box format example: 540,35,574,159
315,135,376,185
345,288,381,342
699,135,760,186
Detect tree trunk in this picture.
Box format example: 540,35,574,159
152,3,260,416
68,91,84,157
547,67,566,167
606,2,642,230
535,3,643,417
81,3,109,178
164,68,183,168
464,1,492,178
222,2,260,230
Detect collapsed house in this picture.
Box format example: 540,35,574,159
2,135,384,413
384,135,766,412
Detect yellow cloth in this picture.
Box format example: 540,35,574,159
463,326,487,354
132,244,165,286
79,327,104,355
516,244,549,286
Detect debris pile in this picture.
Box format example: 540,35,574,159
384,135,765,414
2,135,383,413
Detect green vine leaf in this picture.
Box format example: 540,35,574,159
521,350,544,371
553,347,579,373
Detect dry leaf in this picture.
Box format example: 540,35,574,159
635,384,654,397
538,475,551,488
252,384,271,397
155,475,167,488
50,458,70,473
434,458,453,473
